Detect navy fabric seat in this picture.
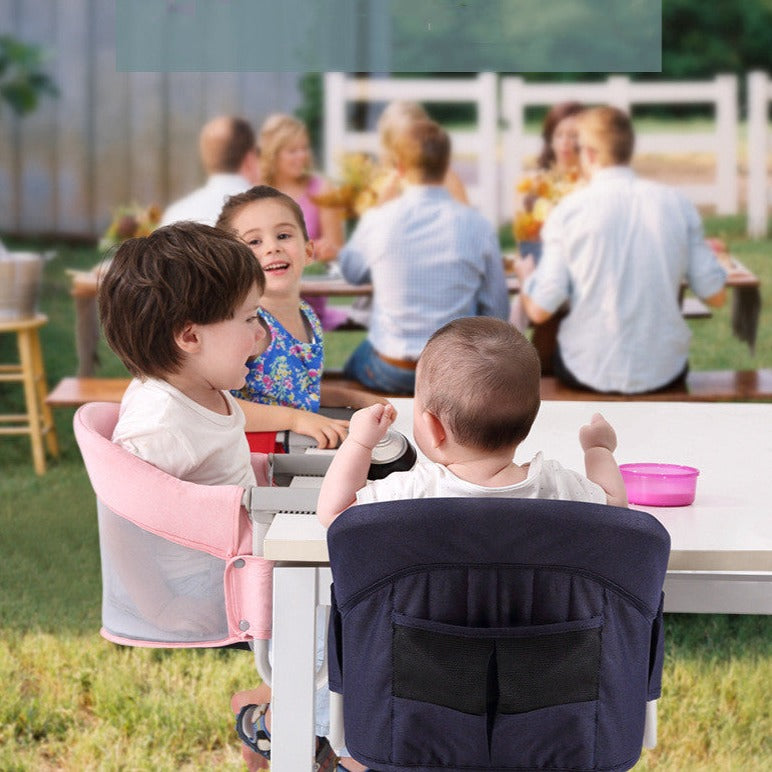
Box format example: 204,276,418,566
327,498,670,772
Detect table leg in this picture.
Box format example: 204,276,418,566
74,294,100,377
271,565,319,771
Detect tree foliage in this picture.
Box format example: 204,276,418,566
0,35,58,116
662,0,772,79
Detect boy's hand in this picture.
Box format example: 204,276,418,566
290,411,349,449
348,403,396,451
579,413,617,453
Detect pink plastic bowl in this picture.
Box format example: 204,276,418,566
619,463,700,507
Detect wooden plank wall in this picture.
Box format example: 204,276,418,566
0,0,302,239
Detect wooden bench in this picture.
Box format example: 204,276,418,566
44,374,401,407
46,377,131,407
47,369,772,409
539,370,772,402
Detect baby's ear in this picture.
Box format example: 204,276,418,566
421,409,446,449
305,239,315,264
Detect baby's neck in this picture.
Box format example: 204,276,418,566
444,446,526,488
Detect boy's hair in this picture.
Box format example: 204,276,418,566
98,222,265,380
392,119,450,183
576,106,635,166
199,116,256,174
258,113,312,185
418,317,541,451
216,184,309,241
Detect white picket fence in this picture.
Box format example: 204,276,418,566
323,72,499,223
748,71,772,237
501,75,738,224
323,73,764,231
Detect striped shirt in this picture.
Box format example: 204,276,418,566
339,185,509,360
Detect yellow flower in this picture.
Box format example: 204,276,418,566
311,153,380,220
512,168,582,243
99,202,161,251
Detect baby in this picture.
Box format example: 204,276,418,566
318,316,627,526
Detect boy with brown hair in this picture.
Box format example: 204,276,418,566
100,221,267,481
318,317,627,527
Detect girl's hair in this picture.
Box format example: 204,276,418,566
98,222,265,380
537,101,584,170
216,184,309,241
417,317,541,451
377,100,429,163
258,113,312,185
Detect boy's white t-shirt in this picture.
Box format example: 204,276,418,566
113,377,256,488
355,453,606,505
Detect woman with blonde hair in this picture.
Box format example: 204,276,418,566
258,113,348,330
375,100,469,205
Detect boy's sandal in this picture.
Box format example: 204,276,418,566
235,702,338,771
235,703,271,759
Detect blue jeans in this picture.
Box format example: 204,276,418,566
343,339,416,395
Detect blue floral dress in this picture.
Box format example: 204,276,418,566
232,301,323,412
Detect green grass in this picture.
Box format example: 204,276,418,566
1,220,771,768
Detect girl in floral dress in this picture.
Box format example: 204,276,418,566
217,185,388,414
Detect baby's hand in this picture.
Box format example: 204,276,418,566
348,403,396,451
579,413,617,453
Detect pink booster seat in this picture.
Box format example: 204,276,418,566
74,401,275,649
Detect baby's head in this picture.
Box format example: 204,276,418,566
415,317,541,455
99,221,265,380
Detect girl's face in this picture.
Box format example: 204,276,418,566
551,115,579,170
230,198,313,302
275,131,311,181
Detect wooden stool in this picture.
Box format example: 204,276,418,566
0,314,60,474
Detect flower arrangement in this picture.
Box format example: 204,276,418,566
99,202,161,251
512,168,581,243
311,153,380,220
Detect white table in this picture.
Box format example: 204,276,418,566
264,399,772,771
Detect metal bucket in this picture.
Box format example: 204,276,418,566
0,252,44,320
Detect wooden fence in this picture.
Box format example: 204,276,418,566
0,0,301,239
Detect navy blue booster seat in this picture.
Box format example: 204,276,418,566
327,498,670,772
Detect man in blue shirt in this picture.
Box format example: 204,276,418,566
339,119,510,394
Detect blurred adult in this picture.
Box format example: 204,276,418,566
519,106,727,395
536,100,584,175
510,101,585,336
160,116,260,227
339,120,509,395
258,113,347,330
375,100,469,205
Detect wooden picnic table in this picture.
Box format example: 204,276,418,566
66,256,760,377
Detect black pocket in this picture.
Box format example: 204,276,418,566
393,612,603,715
392,613,604,769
